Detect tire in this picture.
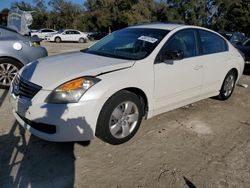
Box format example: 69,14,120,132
55,37,61,43
96,90,143,145
0,58,23,89
79,38,85,43
217,70,237,100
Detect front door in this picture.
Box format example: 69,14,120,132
154,29,203,113
62,31,72,41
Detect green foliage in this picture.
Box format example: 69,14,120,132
1,0,249,36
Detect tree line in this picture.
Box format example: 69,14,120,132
1,0,249,36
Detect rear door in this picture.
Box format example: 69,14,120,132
72,30,81,41
197,29,230,96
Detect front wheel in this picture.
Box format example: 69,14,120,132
79,38,87,43
0,58,22,89
96,90,143,145
55,37,61,43
217,70,236,100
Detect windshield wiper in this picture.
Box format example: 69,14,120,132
83,50,135,60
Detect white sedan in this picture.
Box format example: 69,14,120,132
10,23,245,144
31,28,56,39
45,29,88,43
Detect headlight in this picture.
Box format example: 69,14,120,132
46,77,100,103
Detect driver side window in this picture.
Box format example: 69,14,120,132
156,29,198,62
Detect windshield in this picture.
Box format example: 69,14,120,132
57,29,64,34
84,28,169,60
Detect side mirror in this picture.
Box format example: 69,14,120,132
62,33,66,35
160,50,184,62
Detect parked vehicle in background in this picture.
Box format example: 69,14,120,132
31,28,56,39
0,26,48,88
88,32,108,40
220,32,247,45
236,38,250,72
10,23,244,144
45,29,88,43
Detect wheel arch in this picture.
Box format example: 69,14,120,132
55,36,61,41
0,56,24,67
220,67,239,88
230,68,238,81
106,87,149,118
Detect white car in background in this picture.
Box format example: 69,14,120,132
31,28,57,39
45,29,88,43
10,23,245,145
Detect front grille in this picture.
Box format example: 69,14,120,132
13,75,42,98
17,113,56,134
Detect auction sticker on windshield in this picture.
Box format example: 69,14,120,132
138,36,158,43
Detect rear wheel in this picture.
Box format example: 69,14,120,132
0,58,22,89
96,90,143,145
217,70,236,100
55,37,61,43
79,38,85,43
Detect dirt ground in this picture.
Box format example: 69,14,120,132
1,41,250,188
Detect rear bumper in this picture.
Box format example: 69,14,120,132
244,61,250,73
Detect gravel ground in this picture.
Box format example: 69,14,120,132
0,41,250,188
41,41,95,56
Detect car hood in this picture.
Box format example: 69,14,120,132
19,51,135,90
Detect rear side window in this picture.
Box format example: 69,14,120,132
72,31,80,34
43,29,54,32
199,30,228,55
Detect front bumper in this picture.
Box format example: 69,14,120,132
44,37,51,41
9,88,105,142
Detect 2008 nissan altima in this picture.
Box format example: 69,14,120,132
9,23,245,145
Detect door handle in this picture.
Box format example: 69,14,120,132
194,65,203,70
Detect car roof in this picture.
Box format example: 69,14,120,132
130,22,185,31
64,29,81,32
0,25,17,33
40,28,55,30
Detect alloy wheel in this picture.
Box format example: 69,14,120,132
0,63,19,86
109,101,139,139
223,74,235,97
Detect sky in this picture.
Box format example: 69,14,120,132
0,0,85,10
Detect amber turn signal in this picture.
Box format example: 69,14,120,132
58,78,85,91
